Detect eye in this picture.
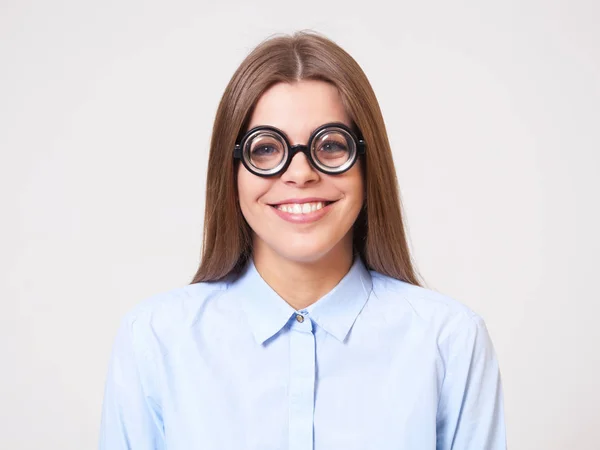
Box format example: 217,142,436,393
318,140,348,153
252,145,279,156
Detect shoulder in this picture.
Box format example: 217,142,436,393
119,280,229,346
368,270,486,343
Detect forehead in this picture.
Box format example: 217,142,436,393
247,80,352,141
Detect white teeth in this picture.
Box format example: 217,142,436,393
276,201,327,214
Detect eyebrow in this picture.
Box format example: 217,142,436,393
252,121,351,136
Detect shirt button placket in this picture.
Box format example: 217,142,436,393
289,312,315,450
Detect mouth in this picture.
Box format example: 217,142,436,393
268,200,338,213
268,199,338,223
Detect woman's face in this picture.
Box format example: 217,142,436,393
237,79,364,264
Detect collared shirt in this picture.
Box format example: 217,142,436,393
99,256,506,449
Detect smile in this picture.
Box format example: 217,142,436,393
273,201,333,214
269,200,338,223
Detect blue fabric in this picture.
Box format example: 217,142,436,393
99,255,506,449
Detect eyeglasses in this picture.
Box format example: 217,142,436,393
233,122,366,177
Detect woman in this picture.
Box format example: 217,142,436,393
99,31,506,449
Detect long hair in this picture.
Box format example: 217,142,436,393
190,30,422,286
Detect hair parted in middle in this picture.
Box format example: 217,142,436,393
191,30,422,287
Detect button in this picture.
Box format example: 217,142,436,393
296,314,304,323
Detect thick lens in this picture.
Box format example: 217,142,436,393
312,129,353,169
245,131,286,171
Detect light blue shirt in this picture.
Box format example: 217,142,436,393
99,255,506,449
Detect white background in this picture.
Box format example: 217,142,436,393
1,0,599,448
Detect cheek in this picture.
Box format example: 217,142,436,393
341,166,365,209
236,165,271,213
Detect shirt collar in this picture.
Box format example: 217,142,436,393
229,255,373,345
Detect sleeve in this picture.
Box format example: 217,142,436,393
98,314,165,450
436,313,507,450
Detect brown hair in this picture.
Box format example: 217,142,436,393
190,30,422,286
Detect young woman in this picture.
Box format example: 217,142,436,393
99,31,506,449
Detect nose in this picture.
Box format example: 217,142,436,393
280,150,319,185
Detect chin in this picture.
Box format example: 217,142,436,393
256,232,350,265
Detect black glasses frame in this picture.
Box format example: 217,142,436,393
233,122,366,177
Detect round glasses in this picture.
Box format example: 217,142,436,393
233,122,366,177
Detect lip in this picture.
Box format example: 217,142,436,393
268,197,335,206
270,200,337,224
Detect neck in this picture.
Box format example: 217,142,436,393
252,240,354,311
